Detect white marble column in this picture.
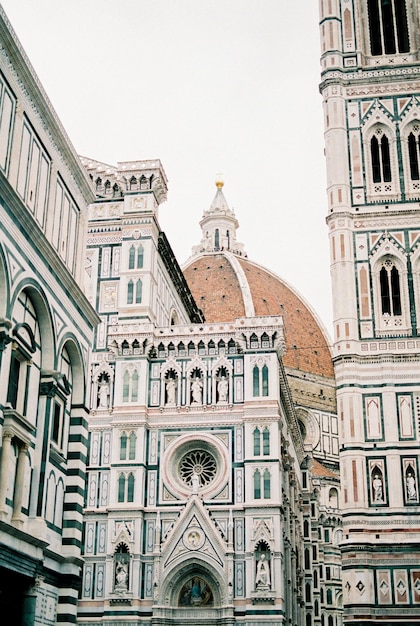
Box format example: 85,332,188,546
0,431,13,519
12,441,28,526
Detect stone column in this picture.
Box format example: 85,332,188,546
12,442,28,526
0,431,13,519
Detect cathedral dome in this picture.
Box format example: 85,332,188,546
183,182,333,379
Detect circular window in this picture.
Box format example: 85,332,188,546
161,433,230,500
179,450,217,487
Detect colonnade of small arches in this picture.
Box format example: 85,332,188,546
91,173,155,198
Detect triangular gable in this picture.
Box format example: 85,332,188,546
161,496,227,570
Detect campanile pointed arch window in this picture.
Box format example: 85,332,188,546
408,129,420,181
367,0,409,56
380,260,401,316
372,252,411,336
371,132,391,183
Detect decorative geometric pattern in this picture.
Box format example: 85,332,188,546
179,450,217,487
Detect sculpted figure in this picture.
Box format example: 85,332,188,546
217,376,228,402
372,474,383,502
255,553,270,588
191,377,203,403
166,378,176,405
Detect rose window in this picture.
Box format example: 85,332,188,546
179,450,217,487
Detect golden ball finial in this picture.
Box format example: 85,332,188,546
215,174,224,189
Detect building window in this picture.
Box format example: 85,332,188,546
118,474,125,502
51,178,79,271
51,401,63,446
380,261,401,315
122,366,139,403
128,244,144,269
254,469,261,499
0,75,16,173
253,365,260,396
120,432,127,460
253,428,261,455
371,132,391,183
263,427,270,455
129,245,136,269
408,130,420,180
137,245,144,268
263,469,271,498
254,468,270,499
215,228,220,250
262,365,269,396
127,280,134,304
127,473,135,502
129,432,136,460
117,472,135,503
8,292,40,416
367,0,409,56
135,279,142,303
253,364,269,397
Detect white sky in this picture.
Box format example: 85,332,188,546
2,0,333,335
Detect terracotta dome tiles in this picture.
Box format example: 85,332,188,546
183,253,333,378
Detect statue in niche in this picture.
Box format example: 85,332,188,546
115,562,128,591
372,473,384,502
217,375,228,403
255,552,271,588
98,378,110,408
191,377,203,404
166,378,176,405
406,470,417,501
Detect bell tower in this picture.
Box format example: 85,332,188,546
319,1,420,623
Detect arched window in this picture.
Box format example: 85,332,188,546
123,370,130,402
129,432,136,460
254,469,261,499
8,291,40,416
328,617,333,626
371,133,391,183
367,0,409,56
263,469,271,498
262,365,269,396
306,615,312,626
304,547,310,570
131,369,139,402
304,519,310,538
408,130,420,180
123,367,139,403
120,432,127,460
137,245,144,268
127,473,135,502
305,582,311,603
127,280,134,304
253,428,261,455
380,261,401,315
135,279,142,303
263,427,270,455
253,365,260,396
118,474,125,503
215,228,220,250
129,245,135,269
327,588,333,604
